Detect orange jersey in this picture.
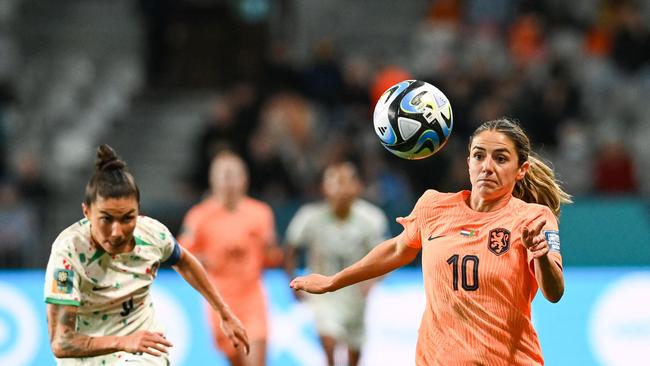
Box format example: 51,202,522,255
397,190,562,366
179,196,275,287
178,196,276,346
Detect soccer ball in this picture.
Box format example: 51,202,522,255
373,80,453,160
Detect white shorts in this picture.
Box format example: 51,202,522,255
306,286,368,349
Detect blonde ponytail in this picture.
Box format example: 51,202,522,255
513,155,572,218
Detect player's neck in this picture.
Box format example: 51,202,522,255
467,193,512,213
331,205,351,220
215,195,243,211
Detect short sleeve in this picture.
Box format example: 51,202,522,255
285,206,313,248
396,215,421,248
44,241,82,307
158,224,177,263
163,239,182,266
396,192,432,249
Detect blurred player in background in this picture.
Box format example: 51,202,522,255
179,151,282,366
44,144,248,366
291,118,572,365
285,162,389,366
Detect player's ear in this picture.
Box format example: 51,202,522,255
82,202,90,219
516,161,530,181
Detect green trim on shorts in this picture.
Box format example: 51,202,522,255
45,297,81,306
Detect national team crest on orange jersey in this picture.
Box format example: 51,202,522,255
488,228,510,256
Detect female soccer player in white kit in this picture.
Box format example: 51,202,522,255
285,162,389,366
44,144,249,365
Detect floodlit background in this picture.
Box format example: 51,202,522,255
0,0,649,365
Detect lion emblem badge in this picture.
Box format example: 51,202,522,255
488,228,510,256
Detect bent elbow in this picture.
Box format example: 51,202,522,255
546,288,564,303
547,295,562,303
51,344,66,358
51,341,74,358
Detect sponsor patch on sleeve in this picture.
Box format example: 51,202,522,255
544,230,561,253
52,269,74,294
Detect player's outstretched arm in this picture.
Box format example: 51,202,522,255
172,246,250,354
522,220,565,303
290,233,419,294
46,304,172,358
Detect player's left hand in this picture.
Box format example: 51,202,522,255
290,274,333,294
220,314,250,355
522,220,549,259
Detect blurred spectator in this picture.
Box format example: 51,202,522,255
0,180,38,268
258,92,322,198
553,121,593,196
302,39,344,107
584,21,612,58
427,0,462,24
261,41,302,96
192,97,238,192
594,140,638,194
15,153,50,225
441,73,477,141
466,0,514,28
139,0,174,87
0,81,14,179
410,20,458,78
340,56,372,107
369,65,412,106
523,61,581,148
247,129,297,204
7,0,650,275
610,1,650,74
191,83,260,193
508,13,547,68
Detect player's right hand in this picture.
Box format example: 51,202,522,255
220,314,250,355
120,330,173,356
290,274,333,294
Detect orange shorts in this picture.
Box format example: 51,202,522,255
208,285,268,357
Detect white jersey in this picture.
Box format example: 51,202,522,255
44,216,177,366
286,199,389,279
286,199,389,344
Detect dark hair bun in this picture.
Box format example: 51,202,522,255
95,144,126,172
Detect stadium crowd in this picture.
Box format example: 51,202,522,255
0,0,649,268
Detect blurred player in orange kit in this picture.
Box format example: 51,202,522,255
291,118,572,365
179,151,282,366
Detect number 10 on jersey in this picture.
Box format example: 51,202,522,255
447,254,479,291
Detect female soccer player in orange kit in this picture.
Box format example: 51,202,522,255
179,151,281,366
290,118,572,365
